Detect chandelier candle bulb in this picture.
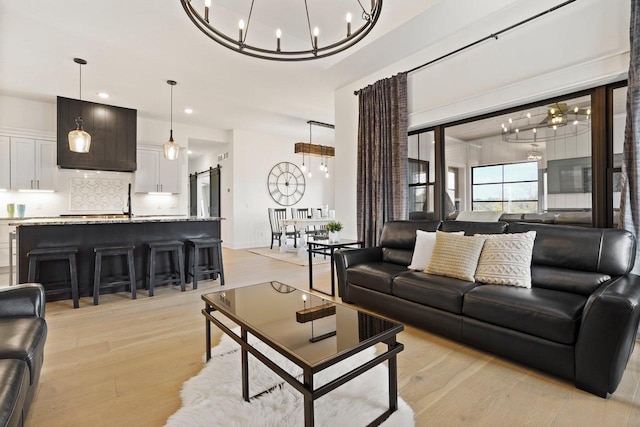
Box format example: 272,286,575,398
204,0,210,22
276,28,281,51
238,19,245,44
346,13,352,36
313,27,319,51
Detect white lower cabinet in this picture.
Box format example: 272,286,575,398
0,222,16,269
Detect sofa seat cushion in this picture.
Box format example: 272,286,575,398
393,271,480,314
347,262,409,294
462,285,587,344
0,318,47,384
0,359,29,427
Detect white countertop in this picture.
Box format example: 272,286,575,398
8,216,223,227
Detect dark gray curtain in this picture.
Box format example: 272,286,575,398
621,0,640,274
356,73,408,247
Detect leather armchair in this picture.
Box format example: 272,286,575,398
0,283,47,426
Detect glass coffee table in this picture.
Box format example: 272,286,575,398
202,281,404,427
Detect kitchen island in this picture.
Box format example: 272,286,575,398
12,216,223,302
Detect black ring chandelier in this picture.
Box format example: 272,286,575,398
180,0,383,61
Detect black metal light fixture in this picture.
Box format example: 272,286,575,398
295,121,335,179
501,102,592,143
163,80,180,160
68,58,91,153
180,0,383,61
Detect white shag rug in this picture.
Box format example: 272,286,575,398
166,331,414,427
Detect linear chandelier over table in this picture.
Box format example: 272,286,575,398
180,0,383,61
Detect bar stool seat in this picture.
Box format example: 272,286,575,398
93,244,137,305
146,240,185,296
185,238,225,289
28,246,79,309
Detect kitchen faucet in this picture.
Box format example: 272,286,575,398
125,183,132,218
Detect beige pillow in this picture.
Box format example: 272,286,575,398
475,231,536,288
425,231,486,282
407,230,464,271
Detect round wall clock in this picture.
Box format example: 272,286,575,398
267,162,306,206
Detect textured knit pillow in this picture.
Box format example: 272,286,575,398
425,231,486,282
407,230,464,271
474,231,537,288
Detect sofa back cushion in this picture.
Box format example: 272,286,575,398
440,220,508,235
508,222,636,276
531,265,611,296
379,220,441,265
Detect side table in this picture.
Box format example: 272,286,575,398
307,239,364,296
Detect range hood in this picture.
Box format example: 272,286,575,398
56,96,137,172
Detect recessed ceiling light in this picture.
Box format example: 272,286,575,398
98,92,109,99
184,108,193,114
187,150,193,155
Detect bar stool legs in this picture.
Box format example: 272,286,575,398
147,241,186,297
93,245,137,305
186,238,225,289
28,246,80,309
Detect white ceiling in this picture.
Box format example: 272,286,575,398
2,1,595,148
0,0,443,143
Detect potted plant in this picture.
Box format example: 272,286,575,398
326,221,343,243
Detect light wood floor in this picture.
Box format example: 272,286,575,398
6,248,639,427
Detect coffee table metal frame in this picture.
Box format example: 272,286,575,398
202,283,404,427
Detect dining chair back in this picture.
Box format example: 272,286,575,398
268,208,296,249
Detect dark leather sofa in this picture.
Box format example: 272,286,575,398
335,220,640,398
0,284,47,426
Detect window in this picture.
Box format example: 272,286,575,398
408,158,429,212
407,131,435,214
472,161,538,212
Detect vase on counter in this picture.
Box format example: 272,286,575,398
329,231,340,243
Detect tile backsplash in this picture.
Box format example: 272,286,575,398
69,178,126,211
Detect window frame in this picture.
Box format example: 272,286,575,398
471,161,539,213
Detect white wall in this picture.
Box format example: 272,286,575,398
228,129,335,249
334,0,630,237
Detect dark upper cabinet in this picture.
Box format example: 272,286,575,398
57,96,137,172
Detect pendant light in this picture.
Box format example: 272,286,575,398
163,80,180,160
68,58,91,153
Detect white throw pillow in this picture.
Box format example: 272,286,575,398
425,231,486,282
474,231,537,288
407,230,464,271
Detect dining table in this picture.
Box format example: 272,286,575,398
278,217,333,256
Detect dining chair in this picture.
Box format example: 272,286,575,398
291,208,313,238
268,208,297,249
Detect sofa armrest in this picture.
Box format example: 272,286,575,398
334,247,382,299
0,284,46,319
575,274,640,397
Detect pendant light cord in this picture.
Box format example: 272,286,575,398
78,62,82,102
170,83,173,132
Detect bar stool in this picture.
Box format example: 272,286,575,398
146,240,185,296
93,245,137,305
185,238,225,289
27,246,79,309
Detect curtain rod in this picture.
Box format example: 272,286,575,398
353,0,577,96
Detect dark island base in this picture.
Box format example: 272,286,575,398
17,220,221,301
